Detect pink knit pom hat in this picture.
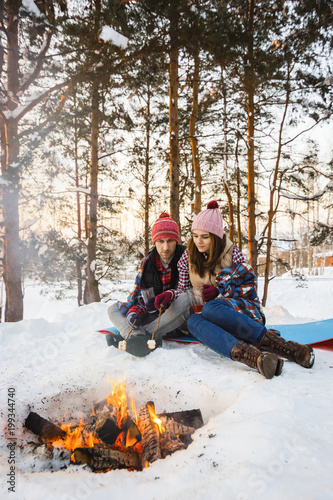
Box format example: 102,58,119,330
191,201,224,239
151,212,180,244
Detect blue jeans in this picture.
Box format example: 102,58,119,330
187,298,266,358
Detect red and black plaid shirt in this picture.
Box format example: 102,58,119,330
155,253,173,290
124,253,173,318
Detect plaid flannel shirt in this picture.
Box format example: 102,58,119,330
117,253,172,318
215,262,265,325
175,246,246,296
174,247,264,325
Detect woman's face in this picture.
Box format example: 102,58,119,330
192,230,211,253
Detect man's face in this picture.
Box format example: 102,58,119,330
155,238,177,264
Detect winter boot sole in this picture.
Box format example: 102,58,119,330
258,352,280,379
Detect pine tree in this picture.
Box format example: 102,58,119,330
0,0,69,321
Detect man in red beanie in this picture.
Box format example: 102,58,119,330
107,213,192,356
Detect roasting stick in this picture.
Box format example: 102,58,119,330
125,318,137,340
147,307,162,350
151,307,162,340
118,318,137,351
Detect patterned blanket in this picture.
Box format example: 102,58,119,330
216,263,265,325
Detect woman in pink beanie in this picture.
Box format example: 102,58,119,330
174,201,314,378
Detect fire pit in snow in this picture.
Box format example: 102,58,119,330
24,380,203,472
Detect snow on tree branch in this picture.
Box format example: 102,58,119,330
71,187,91,195
4,82,70,122
281,189,327,201
21,0,42,18
99,26,128,49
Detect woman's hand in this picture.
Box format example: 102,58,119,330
201,284,219,302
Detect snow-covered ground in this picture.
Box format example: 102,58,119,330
1,274,333,500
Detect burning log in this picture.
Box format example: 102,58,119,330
158,414,199,457
159,434,187,457
138,402,161,468
94,404,121,445
162,417,196,436
124,420,142,448
25,412,67,442
94,403,141,448
161,409,203,429
23,382,204,473
73,446,141,471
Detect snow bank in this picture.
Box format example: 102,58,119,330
1,278,333,499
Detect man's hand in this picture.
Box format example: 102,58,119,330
145,297,157,313
201,284,219,302
154,290,175,311
126,311,143,327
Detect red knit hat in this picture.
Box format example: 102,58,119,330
151,213,180,244
191,201,224,239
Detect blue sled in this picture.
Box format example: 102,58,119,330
268,318,333,351
98,318,333,351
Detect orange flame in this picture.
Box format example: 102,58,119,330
106,377,139,431
106,378,129,428
52,378,143,459
147,404,165,434
52,417,102,452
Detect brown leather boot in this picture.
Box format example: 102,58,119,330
260,330,315,368
230,343,283,379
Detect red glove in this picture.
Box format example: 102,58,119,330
201,284,219,302
154,290,175,311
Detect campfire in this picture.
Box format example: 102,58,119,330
24,379,203,472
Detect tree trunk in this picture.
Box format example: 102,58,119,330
245,0,257,273
189,50,201,215
221,67,234,242
235,139,242,251
84,81,101,304
144,87,151,254
261,65,291,306
74,88,83,306
223,179,234,242
2,2,23,321
169,15,180,229
0,0,4,79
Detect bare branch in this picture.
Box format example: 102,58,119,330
282,112,332,147
13,81,71,122
19,30,54,94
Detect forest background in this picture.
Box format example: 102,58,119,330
0,0,332,323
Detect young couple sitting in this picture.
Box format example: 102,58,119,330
108,203,314,379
